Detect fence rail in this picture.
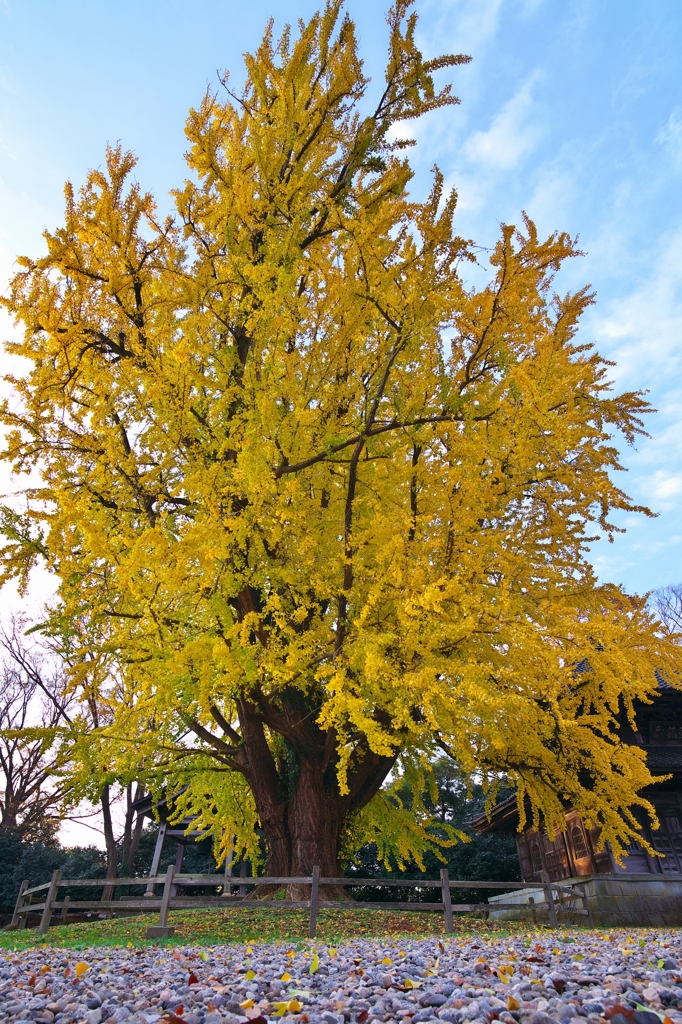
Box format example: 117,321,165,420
4,866,591,938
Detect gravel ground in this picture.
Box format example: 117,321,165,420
2,932,682,1024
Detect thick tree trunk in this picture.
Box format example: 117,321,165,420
197,683,399,900
236,700,397,901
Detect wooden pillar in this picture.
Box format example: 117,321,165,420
172,842,185,896
145,822,167,896
146,864,176,938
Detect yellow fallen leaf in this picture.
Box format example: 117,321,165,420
246,946,253,954
507,996,520,1011
245,970,255,980
403,978,421,989
75,963,88,978
241,999,255,1009
381,957,391,965
40,966,50,975
281,972,291,982
288,1001,303,1012
328,948,337,958
199,952,208,962
309,953,319,975
272,1002,289,1017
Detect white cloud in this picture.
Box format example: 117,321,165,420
590,225,682,389
650,471,682,501
419,0,505,59
656,108,682,166
463,74,543,169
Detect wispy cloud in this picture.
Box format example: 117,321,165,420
656,108,682,165
464,73,543,170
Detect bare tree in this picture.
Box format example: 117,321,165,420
0,650,69,843
652,584,682,636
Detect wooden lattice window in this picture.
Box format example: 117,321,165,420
571,825,589,860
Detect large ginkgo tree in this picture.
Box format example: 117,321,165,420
1,0,679,891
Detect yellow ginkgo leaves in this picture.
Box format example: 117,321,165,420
2,0,680,887
272,1001,303,1017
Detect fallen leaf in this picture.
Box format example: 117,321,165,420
309,953,319,975
40,966,50,975
403,979,421,989
245,970,256,980
507,997,520,1011
75,963,88,979
605,1006,634,1022
63,967,71,979
188,972,199,986
281,972,291,982
249,1018,268,1024
358,1014,369,1024
288,1001,303,1012
241,999,255,1009
438,942,445,954
328,948,337,958
382,957,391,965
161,1015,185,1024
553,980,566,994
27,974,36,987
199,952,208,962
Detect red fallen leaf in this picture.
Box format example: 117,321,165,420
248,1017,268,1024
553,980,566,994
605,1008,634,1023
438,942,445,954
160,1016,185,1024
525,956,544,963
533,944,544,954
175,1008,184,1016
188,972,199,986
358,1012,369,1023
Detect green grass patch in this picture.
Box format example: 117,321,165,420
0,908,544,950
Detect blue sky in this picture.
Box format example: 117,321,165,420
1,0,681,599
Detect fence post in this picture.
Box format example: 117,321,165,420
440,868,453,934
528,895,537,926
540,871,558,928
308,865,320,939
61,896,71,926
578,884,593,927
7,881,29,931
146,864,175,938
38,870,62,935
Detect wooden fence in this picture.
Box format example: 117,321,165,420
4,867,591,939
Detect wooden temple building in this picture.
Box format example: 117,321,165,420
469,678,682,881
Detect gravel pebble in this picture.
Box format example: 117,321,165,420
2,931,682,1024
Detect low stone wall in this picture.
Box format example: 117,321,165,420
488,873,682,927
